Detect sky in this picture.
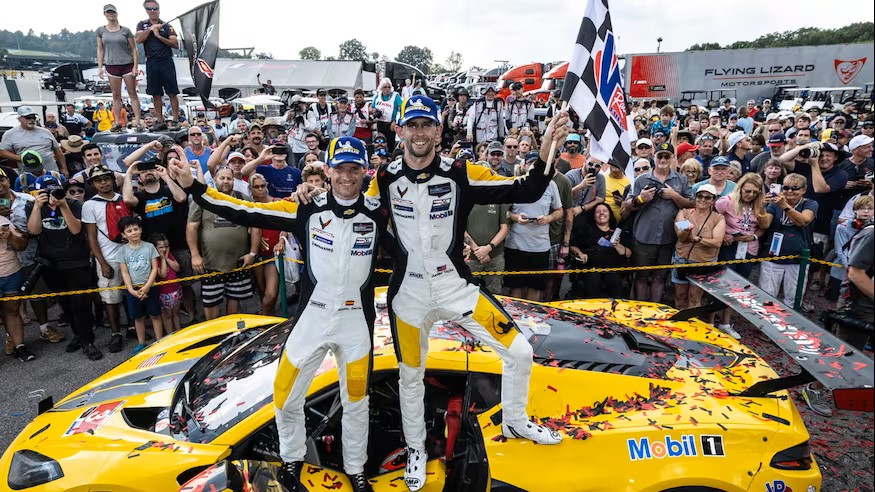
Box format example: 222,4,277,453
2,0,873,70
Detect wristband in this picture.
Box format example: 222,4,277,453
561,242,569,247
783,207,792,213
248,252,257,257
636,196,644,204
488,242,497,250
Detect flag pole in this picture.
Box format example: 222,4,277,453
544,100,569,175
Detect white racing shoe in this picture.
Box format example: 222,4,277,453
404,447,427,491
502,421,563,445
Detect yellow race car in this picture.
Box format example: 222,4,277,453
4,272,870,492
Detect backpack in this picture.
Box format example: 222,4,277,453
92,196,133,243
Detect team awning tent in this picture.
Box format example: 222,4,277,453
168,58,371,95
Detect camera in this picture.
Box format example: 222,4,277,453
19,257,53,294
799,143,821,159
45,185,66,200
372,108,383,119
644,184,663,198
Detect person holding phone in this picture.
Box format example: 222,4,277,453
0,214,32,361
567,202,632,298
241,144,302,199
671,184,726,311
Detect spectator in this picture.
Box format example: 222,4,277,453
243,145,301,199
59,104,92,137
635,137,654,164
750,134,766,155
759,173,817,307
718,99,736,123
465,193,510,294
81,165,128,352
676,142,698,163
122,158,192,321
619,158,652,221
500,137,523,171
15,149,69,195
256,74,276,95
759,159,787,195
568,202,631,298
328,96,355,140
727,160,742,183
603,159,630,221
736,106,753,135
150,233,182,333
97,4,142,131
565,157,605,215
841,214,874,348
693,155,735,197
695,134,717,171
547,153,574,301
136,0,180,130
0,107,67,176
116,216,163,354
350,89,375,141
371,78,402,151
187,167,259,320
838,135,874,210
725,131,755,175
626,142,694,303
26,175,102,360
751,130,788,172
446,87,471,144
518,136,533,155
184,126,212,175
0,214,32,361
560,133,586,170
506,82,535,132
44,112,70,141
828,196,873,302
285,96,320,165
485,141,512,177
671,184,725,312
679,159,702,185
210,115,228,140
246,173,281,315
504,159,563,301
650,104,676,137
81,99,97,125
308,88,333,148
93,101,114,133
466,85,506,145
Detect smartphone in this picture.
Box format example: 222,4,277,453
769,183,782,195
732,232,744,237
610,228,622,243
459,141,472,149
138,160,158,171
612,190,622,197
675,220,691,230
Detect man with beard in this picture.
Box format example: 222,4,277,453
0,107,67,176
187,167,259,320
170,136,383,492
559,133,585,169
466,85,505,145
350,89,374,141
296,96,570,490
73,143,124,199
446,86,470,144
506,82,535,133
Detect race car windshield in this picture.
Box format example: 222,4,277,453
170,322,292,443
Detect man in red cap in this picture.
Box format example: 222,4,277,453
676,142,699,164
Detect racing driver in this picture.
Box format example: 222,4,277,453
295,95,570,491
169,136,385,492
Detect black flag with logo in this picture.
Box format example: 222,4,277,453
178,0,220,109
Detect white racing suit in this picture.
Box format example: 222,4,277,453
366,155,552,452
186,181,388,475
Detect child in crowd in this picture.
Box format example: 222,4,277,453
150,233,182,334
116,216,163,354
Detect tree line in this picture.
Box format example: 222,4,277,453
298,39,464,75
687,23,873,51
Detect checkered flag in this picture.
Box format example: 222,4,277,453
560,0,632,172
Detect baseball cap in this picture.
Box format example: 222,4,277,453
524,151,539,163
336,96,349,104
290,94,303,104
327,136,367,168
21,150,43,171
566,133,582,143
17,106,38,117
456,148,474,160
227,151,246,162
486,141,504,153
820,142,848,160
484,85,497,94
316,88,327,96
34,174,62,191
820,128,834,142
86,165,114,182
709,110,720,118
696,184,718,197
655,143,674,156
675,142,699,156
709,155,731,167
727,131,747,150
765,113,780,122
728,113,738,120
636,137,653,148
849,135,874,151
398,95,440,126
510,82,523,91
767,132,787,146
103,4,116,13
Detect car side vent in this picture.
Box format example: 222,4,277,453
178,334,231,353
534,358,636,374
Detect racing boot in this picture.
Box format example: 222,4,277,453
347,471,373,492
277,460,303,492
404,447,427,491
502,421,562,445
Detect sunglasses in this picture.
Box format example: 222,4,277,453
67,188,86,194
695,194,715,201
636,144,652,150
489,151,504,156
145,6,159,11
373,139,386,144
23,115,38,120
655,154,673,160
189,132,202,136
633,166,650,172
782,185,803,191
505,145,518,149
251,184,267,189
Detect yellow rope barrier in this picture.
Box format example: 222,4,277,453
808,258,843,269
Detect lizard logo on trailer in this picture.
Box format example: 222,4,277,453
834,58,866,85
593,33,628,132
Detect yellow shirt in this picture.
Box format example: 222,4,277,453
604,172,630,221
94,109,114,132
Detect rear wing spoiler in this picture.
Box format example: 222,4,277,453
676,269,873,412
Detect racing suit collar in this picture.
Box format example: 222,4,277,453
401,155,443,184
327,191,365,219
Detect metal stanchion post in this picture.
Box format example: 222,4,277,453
794,248,810,310
277,253,288,318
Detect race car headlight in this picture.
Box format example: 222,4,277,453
770,441,813,470
7,450,64,489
